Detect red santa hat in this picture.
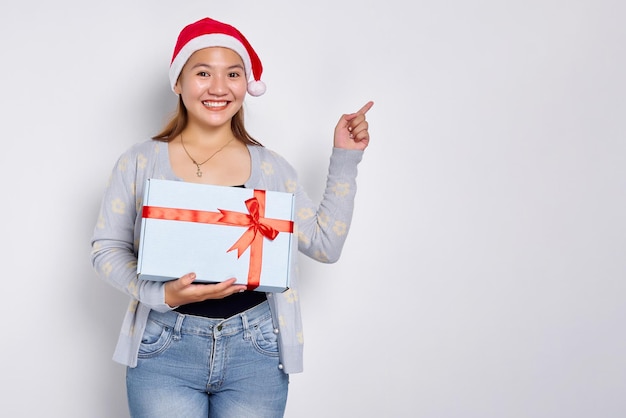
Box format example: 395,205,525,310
169,17,266,96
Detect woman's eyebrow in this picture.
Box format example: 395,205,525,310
190,63,245,70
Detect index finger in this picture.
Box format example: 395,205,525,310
357,101,374,115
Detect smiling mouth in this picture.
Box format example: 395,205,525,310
202,101,228,109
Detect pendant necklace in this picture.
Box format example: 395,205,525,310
180,134,235,177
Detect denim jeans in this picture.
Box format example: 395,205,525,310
126,301,289,418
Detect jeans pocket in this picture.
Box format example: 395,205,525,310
137,318,173,358
250,315,279,356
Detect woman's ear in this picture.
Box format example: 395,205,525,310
173,80,182,95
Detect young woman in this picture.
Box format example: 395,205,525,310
91,16,373,417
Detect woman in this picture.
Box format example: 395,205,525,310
91,16,373,417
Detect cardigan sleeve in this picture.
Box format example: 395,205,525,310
90,144,172,313
294,148,363,263
254,146,363,263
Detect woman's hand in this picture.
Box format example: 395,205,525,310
334,101,374,150
164,273,247,307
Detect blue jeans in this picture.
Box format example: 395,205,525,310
126,301,289,418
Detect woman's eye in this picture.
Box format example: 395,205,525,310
229,72,241,78
197,71,210,77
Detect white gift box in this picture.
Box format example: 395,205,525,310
137,179,295,292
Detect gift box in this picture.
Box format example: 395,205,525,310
137,178,295,292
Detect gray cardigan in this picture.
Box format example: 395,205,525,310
90,140,362,373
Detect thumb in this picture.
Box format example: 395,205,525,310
337,112,357,130
178,272,196,287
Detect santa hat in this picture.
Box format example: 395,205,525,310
169,17,266,96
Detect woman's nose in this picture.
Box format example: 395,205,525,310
208,75,228,94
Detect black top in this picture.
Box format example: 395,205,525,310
175,290,267,319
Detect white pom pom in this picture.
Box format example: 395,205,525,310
247,80,266,96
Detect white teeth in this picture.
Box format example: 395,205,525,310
202,101,227,108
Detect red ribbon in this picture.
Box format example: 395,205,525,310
142,189,293,290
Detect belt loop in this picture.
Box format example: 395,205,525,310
173,312,184,341
241,311,251,339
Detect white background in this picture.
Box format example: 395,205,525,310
1,1,624,417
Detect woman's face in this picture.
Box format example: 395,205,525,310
175,47,248,130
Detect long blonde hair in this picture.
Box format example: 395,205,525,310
152,96,263,146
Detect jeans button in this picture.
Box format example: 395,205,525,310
217,325,223,331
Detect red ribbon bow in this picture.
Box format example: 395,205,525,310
219,196,280,258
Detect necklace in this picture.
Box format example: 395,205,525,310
180,134,235,177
